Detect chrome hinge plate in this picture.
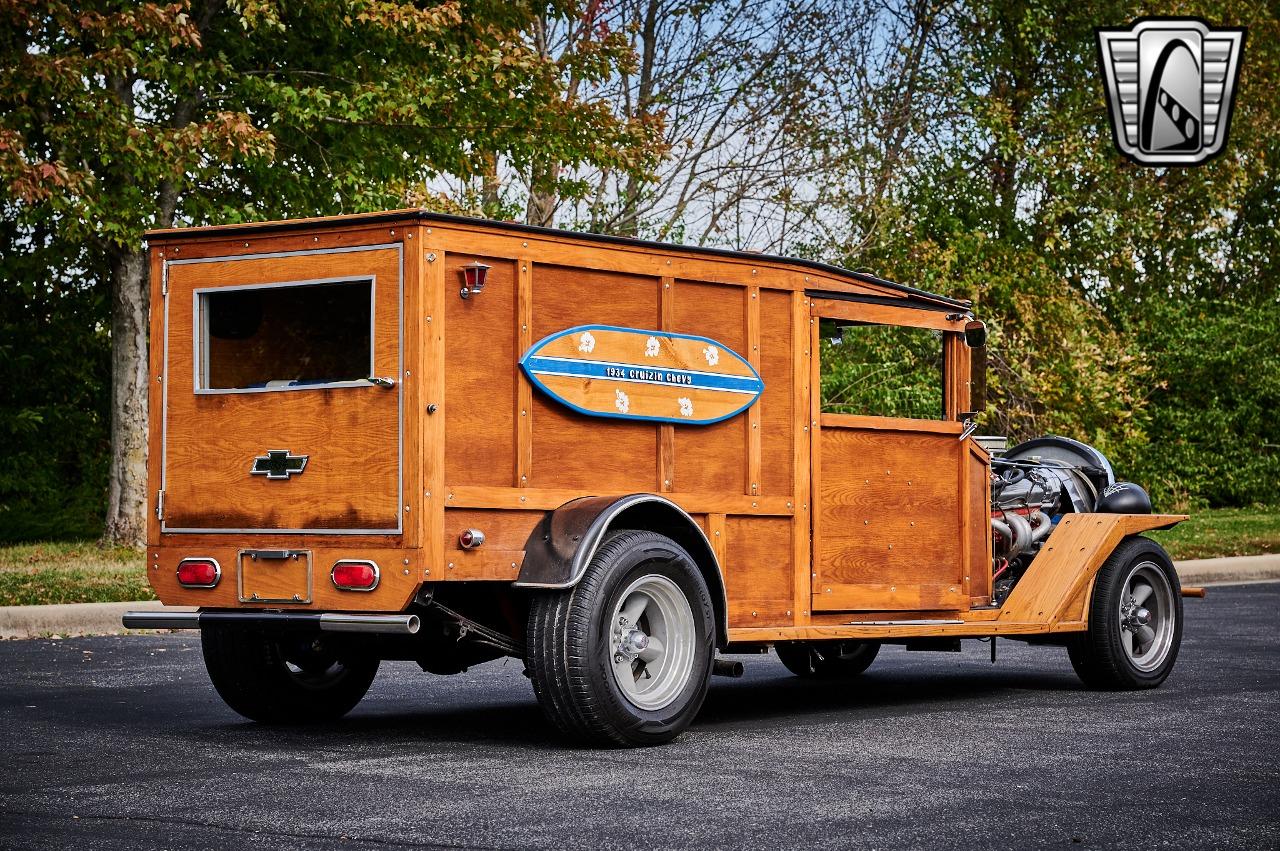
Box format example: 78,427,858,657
156,489,165,520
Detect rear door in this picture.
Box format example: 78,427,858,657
160,244,403,534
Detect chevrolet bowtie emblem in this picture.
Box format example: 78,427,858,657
250,449,309,480
1096,18,1245,166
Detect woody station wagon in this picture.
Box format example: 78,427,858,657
124,210,1188,746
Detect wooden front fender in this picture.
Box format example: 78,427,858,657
513,494,729,647
997,513,1188,632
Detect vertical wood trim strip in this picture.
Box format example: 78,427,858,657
516,258,533,487
659,276,675,492
402,232,423,549
807,304,824,610
146,247,166,547
746,285,761,496
943,332,971,421
708,513,728,577
957,335,972,415
958,437,971,601
421,233,447,576
792,291,814,624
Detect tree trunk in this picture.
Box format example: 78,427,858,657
101,248,150,547
526,157,559,227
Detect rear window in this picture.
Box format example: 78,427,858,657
199,279,372,391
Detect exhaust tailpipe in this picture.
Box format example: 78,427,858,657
122,610,421,635
712,658,744,678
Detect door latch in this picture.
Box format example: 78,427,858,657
366,376,396,388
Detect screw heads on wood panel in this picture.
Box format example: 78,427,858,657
460,261,490,299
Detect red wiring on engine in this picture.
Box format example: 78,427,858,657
992,558,1009,581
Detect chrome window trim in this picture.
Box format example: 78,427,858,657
175,556,222,589
330,559,381,592
193,275,376,395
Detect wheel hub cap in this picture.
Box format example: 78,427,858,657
607,573,697,711
1117,561,1176,672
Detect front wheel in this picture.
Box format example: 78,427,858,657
525,529,715,747
201,625,380,723
1068,536,1182,690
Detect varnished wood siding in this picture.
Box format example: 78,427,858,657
440,246,800,628
146,213,1022,632
444,253,517,488
814,421,968,612
162,247,402,532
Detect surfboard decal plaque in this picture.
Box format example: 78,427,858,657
520,325,764,425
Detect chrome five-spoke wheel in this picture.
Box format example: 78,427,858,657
526,529,715,746
609,574,697,711
1117,560,1176,672
1069,536,1183,690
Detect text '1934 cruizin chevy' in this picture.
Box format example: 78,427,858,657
124,210,1188,746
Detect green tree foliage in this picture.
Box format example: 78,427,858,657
819,324,944,421
0,0,1274,543
0,0,660,543
819,0,1278,509
1116,298,1280,509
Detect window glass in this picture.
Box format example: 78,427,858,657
202,280,372,390
819,321,943,419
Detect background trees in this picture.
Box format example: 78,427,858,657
1,0,659,544
0,0,1274,544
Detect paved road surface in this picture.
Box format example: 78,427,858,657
2,585,1277,850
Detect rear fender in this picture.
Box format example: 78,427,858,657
514,494,729,648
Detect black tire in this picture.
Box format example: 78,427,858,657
775,641,880,678
1068,536,1182,690
525,529,716,747
200,625,379,723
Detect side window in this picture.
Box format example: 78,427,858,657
818,320,944,419
199,279,373,391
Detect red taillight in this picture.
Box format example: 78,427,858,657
458,528,485,549
176,558,220,588
332,560,379,591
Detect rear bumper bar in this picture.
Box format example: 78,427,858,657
121,610,420,635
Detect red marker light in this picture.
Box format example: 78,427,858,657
332,560,379,591
458,529,486,549
176,558,220,588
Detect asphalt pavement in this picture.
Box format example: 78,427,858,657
2,584,1277,850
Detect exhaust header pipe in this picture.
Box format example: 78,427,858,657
122,610,421,635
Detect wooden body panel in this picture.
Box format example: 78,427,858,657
161,246,403,533
144,210,1177,643
814,425,969,611
727,514,1186,641
146,544,421,611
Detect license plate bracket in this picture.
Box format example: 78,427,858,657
238,549,312,604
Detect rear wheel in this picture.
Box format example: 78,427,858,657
775,641,880,678
201,625,379,723
525,529,715,747
1068,537,1182,689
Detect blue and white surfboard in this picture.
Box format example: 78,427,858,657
520,325,764,426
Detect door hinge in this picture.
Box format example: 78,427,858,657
155,489,165,521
